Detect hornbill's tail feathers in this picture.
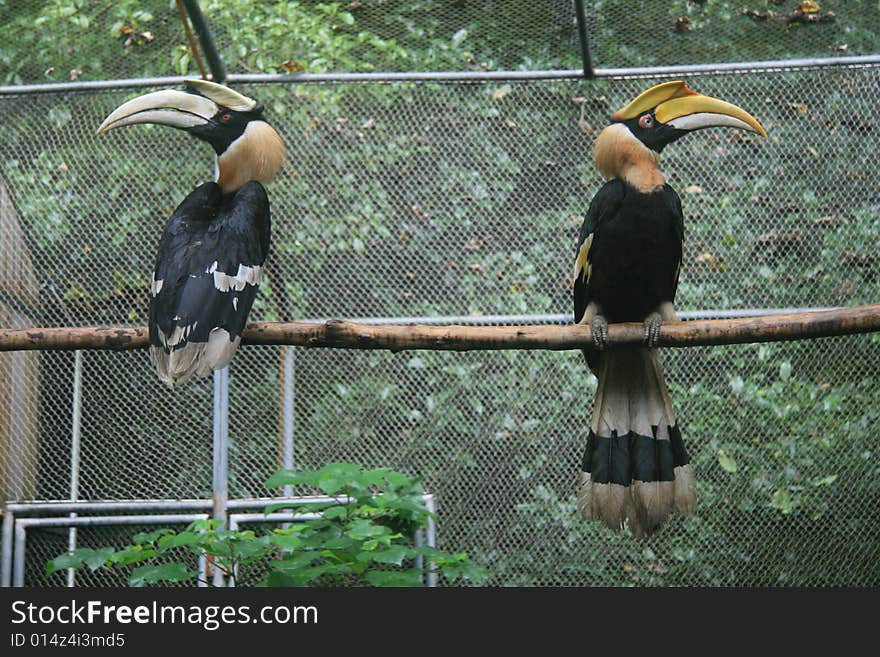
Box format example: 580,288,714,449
578,348,696,536
150,329,241,387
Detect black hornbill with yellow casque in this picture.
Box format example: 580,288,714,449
574,81,765,536
98,80,286,385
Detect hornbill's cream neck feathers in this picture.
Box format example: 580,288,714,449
593,80,766,193
97,79,286,193
594,124,664,193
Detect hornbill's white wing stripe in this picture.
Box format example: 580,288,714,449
150,276,164,297
209,263,263,292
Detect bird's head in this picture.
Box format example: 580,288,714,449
98,79,286,193
594,80,766,190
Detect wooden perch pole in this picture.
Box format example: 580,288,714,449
0,304,878,353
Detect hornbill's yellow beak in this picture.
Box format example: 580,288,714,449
97,79,258,135
612,80,766,138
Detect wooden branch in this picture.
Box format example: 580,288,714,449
1,304,878,353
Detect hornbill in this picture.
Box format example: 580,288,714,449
98,80,286,385
574,81,765,536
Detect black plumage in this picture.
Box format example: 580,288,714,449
149,181,270,382
573,179,683,370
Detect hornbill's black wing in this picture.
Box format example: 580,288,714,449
666,183,685,303
573,179,626,371
148,181,270,384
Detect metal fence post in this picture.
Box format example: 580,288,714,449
573,0,595,78
67,350,83,587
182,0,227,83
282,347,296,497
212,366,229,586
0,509,13,586
12,520,26,587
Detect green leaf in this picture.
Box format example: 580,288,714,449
368,545,410,565
441,560,489,584
46,552,83,576
83,547,115,571
272,552,323,571
132,528,174,544
110,546,156,567
231,536,273,560
158,532,203,550
770,488,797,514
129,563,195,586
813,474,838,486
47,546,115,576
365,569,423,587
717,449,738,473
346,518,391,540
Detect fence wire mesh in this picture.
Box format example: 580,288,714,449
19,520,204,587
1,4,879,587
3,1,877,85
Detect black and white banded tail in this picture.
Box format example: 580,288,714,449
578,347,696,536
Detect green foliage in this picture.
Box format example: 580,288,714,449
47,464,487,587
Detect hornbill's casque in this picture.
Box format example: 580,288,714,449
98,80,286,385
574,81,765,536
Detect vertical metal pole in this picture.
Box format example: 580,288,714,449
573,0,595,78
211,366,229,587
415,526,425,585
12,521,26,587
197,554,207,588
181,0,227,83
282,348,296,497
425,495,438,588
7,352,27,499
67,350,83,587
1,510,13,586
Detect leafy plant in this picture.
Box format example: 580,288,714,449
47,463,487,587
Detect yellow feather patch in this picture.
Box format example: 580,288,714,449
575,234,593,284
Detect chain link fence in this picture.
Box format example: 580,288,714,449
3,1,876,85
1,2,879,586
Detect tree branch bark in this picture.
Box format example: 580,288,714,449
1,304,878,353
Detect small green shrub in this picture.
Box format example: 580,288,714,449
48,463,487,587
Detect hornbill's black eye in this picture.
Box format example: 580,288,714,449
638,114,654,129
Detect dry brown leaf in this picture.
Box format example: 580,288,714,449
278,59,304,74
694,252,726,271
797,0,821,14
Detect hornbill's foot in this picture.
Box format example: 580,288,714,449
591,315,609,351
644,312,662,349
